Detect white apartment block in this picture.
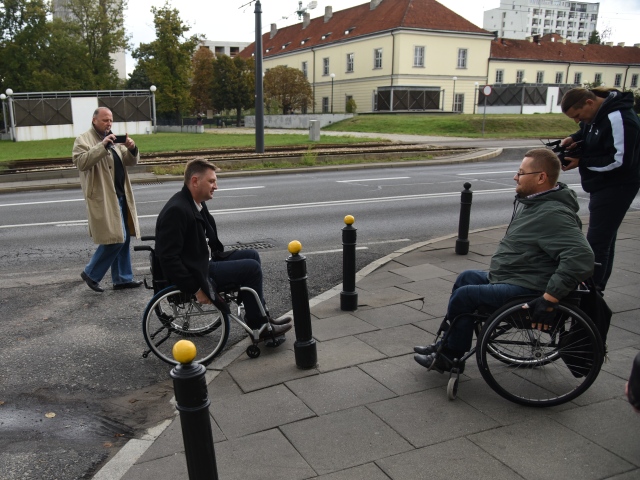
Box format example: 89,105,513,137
483,0,599,43
200,41,251,58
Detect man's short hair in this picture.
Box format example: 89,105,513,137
184,159,218,184
524,148,561,185
93,107,112,118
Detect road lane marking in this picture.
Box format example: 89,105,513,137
0,184,585,229
337,177,410,183
303,247,369,255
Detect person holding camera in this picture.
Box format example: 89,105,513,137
560,87,640,291
73,107,143,293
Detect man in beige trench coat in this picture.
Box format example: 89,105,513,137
73,107,143,292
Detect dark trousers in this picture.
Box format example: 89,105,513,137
208,249,266,328
587,183,639,290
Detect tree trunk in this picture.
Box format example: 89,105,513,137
236,107,242,127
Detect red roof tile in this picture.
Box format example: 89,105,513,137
491,34,640,65
240,0,490,59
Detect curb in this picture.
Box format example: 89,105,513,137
92,221,508,479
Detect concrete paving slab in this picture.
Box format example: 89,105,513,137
607,325,640,351
226,347,318,393
604,469,640,479
413,316,447,336
209,384,315,439
285,366,395,415
314,462,389,480
612,311,640,336
601,346,640,380
311,312,378,341
315,335,386,372
357,286,424,308
120,452,187,480
310,295,344,319
369,388,499,448
569,369,628,406
280,406,412,475
215,428,316,480
376,437,525,480
355,270,412,291
390,263,456,281
134,416,184,463
605,290,640,313
353,303,433,329
396,277,455,297
207,370,243,398
468,417,634,480
356,324,431,357
553,397,640,467
359,354,451,395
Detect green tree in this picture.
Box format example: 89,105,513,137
62,0,129,89
588,30,602,45
126,63,152,89
0,0,51,90
190,45,215,114
263,65,313,114
132,3,199,122
211,54,254,126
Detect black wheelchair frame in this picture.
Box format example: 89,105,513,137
134,236,286,365
425,280,606,407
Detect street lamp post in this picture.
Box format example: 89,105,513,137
0,93,6,136
5,88,15,142
452,76,457,112
149,85,157,134
521,78,527,114
330,73,335,113
473,82,479,115
255,0,265,153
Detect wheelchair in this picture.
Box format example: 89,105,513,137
134,236,287,366
424,281,606,407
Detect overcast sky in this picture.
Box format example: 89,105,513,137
124,0,640,75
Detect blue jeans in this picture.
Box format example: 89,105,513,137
208,249,265,328
444,270,539,353
84,197,133,285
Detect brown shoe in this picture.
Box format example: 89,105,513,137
270,314,293,325
259,322,292,340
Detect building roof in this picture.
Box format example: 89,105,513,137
240,0,491,59
491,34,640,65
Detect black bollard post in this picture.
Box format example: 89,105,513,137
341,215,358,311
455,182,473,255
170,340,218,480
286,240,317,369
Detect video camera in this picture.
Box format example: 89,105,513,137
543,139,583,167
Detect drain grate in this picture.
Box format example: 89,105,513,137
226,241,275,251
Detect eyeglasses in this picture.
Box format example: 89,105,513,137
515,171,543,178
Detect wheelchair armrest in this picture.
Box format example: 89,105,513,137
134,245,153,252
141,235,156,242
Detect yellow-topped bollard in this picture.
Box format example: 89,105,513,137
344,215,355,225
341,214,358,311
173,339,197,364
288,240,303,255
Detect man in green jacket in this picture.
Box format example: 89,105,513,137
415,148,594,372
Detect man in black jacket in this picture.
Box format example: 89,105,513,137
155,159,291,337
561,87,640,290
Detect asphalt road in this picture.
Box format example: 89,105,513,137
0,150,609,479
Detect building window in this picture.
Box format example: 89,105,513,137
346,53,354,73
414,46,425,67
495,69,504,83
454,93,464,113
556,72,564,84
322,97,329,113
632,74,639,88
374,48,382,69
536,71,544,84
516,70,524,83
615,74,622,87
594,72,602,84
457,48,467,68
574,72,582,84
323,58,329,76
302,61,308,79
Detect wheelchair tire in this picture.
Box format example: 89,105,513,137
142,286,230,366
476,297,603,407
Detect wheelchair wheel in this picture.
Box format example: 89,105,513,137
476,298,603,407
142,286,230,366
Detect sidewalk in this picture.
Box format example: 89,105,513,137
97,212,640,480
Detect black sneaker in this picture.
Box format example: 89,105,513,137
413,342,441,355
414,351,465,374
